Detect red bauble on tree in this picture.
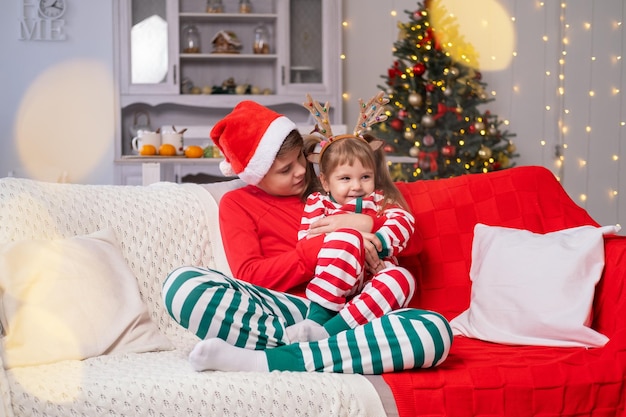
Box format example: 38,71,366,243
413,63,426,76
390,118,404,131
442,143,456,157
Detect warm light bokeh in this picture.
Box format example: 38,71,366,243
15,59,115,182
429,0,515,71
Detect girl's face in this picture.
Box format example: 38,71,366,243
257,147,307,197
320,159,375,205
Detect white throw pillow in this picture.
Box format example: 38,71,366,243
0,229,172,368
450,223,621,348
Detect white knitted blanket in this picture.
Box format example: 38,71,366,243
0,178,386,417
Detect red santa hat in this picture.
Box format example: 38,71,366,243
210,101,297,185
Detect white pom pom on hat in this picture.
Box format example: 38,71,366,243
210,101,297,185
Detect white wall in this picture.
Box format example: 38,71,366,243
343,0,626,230
0,1,115,184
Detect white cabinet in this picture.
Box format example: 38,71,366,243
113,0,342,185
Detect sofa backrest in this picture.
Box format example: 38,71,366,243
0,178,228,350
395,165,599,320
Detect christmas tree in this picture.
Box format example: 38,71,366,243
371,1,517,181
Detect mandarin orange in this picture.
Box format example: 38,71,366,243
159,143,177,156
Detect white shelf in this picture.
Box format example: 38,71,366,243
119,93,336,109
180,53,278,60
179,12,278,22
118,156,222,163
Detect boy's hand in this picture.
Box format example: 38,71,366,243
308,213,374,236
362,232,384,274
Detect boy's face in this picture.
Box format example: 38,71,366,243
321,159,375,205
257,147,306,197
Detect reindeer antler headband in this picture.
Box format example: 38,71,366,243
303,91,390,163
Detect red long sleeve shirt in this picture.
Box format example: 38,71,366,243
219,185,324,295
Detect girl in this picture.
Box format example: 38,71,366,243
162,98,452,374
287,95,416,343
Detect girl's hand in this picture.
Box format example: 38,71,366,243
308,213,374,237
361,232,384,274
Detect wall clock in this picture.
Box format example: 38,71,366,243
39,0,66,20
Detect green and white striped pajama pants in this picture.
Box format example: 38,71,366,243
162,266,452,374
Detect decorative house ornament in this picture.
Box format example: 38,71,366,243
19,0,67,41
211,30,242,54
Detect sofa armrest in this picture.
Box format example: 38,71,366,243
592,235,626,338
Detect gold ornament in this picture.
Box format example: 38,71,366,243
408,92,422,107
403,130,415,140
421,114,435,127
477,145,492,159
507,142,517,153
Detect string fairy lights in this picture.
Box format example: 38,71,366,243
556,1,567,181
340,0,623,229
613,2,623,227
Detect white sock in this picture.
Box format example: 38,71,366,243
285,319,330,343
188,338,269,372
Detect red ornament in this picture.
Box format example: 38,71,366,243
442,144,456,157
418,150,439,172
425,83,436,93
383,144,395,153
398,109,408,120
390,118,404,131
413,63,426,76
387,61,404,84
468,124,476,134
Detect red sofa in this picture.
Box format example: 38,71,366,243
384,165,626,417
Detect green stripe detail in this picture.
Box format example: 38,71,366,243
307,302,336,324
364,322,383,374
323,313,350,336
346,329,363,374
163,268,207,318
355,197,363,213
265,345,306,371
375,231,390,257
382,316,404,371
309,342,325,371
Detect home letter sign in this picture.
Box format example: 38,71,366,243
20,0,67,41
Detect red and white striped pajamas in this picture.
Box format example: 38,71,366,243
299,191,416,332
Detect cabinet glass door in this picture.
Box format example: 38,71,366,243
281,0,341,99
120,0,178,94
289,0,322,84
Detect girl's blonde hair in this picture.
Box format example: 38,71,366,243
303,133,409,211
